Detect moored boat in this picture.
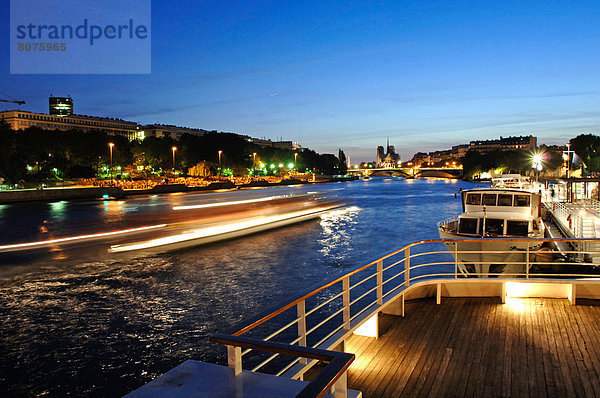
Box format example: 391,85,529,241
438,187,545,276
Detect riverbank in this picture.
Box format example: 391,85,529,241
0,175,357,204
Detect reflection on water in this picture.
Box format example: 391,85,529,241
0,178,477,396
319,206,361,260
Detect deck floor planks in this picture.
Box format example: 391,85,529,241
454,299,489,397
414,300,463,398
543,299,567,397
566,301,600,397
551,299,582,397
350,301,429,396
350,311,413,395
372,301,441,397
395,299,456,396
389,298,459,397
535,299,558,397
561,300,596,398
443,298,482,395
573,302,600,397
345,297,600,397
374,301,438,397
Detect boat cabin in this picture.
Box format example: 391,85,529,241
456,189,543,238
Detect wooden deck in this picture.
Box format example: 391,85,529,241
345,297,600,397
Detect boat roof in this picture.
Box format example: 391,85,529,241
463,188,538,195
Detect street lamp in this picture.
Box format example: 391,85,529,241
563,143,574,179
252,152,257,177
294,152,298,169
108,142,114,186
218,150,223,174
172,146,177,171
532,153,543,181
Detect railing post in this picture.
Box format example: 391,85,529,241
454,243,458,278
377,259,383,306
331,370,348,398
297,300,307,366
526,245,530,279
405,247,410,287
343,276,350,330
227,345,242,376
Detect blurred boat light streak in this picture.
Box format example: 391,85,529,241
0,224,168,253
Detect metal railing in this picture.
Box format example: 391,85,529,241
210,237,600,397
545,199,598,240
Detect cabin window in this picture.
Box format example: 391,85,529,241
507,220,529,236
513,195,530,207
466,193,481,205
482,194,497,206
458,218,478,234
484,218,504,236
498,194,513,206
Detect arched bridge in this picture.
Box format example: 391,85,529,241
347,167,463,179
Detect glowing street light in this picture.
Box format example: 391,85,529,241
253,152,257,176
172,146,177,170
108,142,114,186
531,153,543,181
294,152,298,169
563,143,574,179
218,150,223,167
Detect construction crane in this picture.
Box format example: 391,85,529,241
0,99,25,105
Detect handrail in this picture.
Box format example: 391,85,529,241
211,237,600,397
226,237,600,336
210,334,354,398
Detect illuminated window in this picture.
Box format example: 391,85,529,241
485,218,504,236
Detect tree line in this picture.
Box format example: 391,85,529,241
0,122,348,184
461,134,600,179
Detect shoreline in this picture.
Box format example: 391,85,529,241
0,176,357,204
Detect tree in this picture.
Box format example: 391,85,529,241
570,134,600,173
188,161,214,177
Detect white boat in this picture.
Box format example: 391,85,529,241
491,174,543,193
438,187,545,276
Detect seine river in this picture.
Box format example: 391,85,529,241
0,177,477,397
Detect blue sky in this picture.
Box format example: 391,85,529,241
2,0,600,162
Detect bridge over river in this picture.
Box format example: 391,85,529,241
347,166,463,179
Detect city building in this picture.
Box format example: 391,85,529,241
452,144,469,158
376,138,401,168
49,96,73,116
248,138,302,150
142,124,209,140
273,141,301,150
469,135,537,153
0,110,142,140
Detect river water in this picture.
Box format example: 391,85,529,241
0,177,477,397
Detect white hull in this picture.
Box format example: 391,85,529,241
439,229,543,277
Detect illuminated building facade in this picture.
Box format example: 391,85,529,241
469,135,537,153
0,110,141,140
142,124,209,140
49,96,73,116
376,138,401,168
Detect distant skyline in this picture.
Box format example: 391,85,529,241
2,0,600,162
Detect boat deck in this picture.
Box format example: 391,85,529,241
345,297,600,397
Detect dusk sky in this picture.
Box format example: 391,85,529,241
2,0,600,162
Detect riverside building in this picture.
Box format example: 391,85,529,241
0,110,142,140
